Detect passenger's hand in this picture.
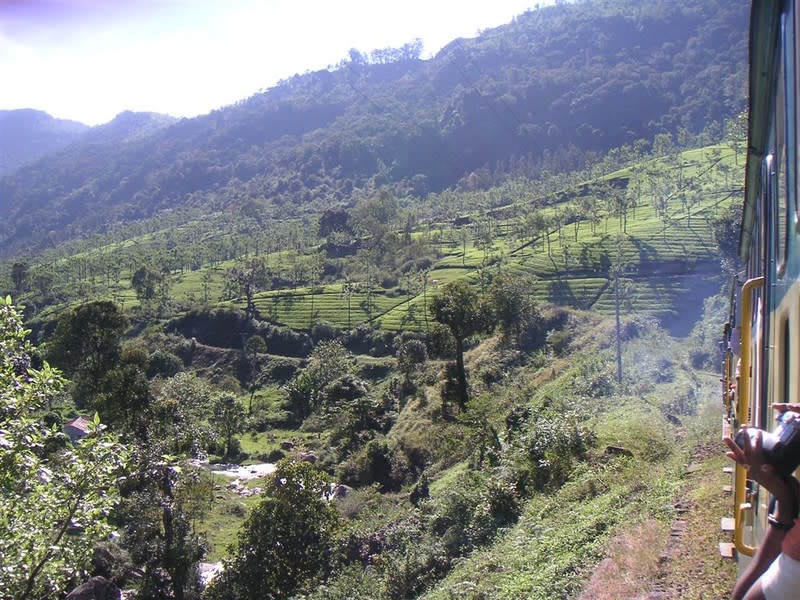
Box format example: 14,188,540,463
724,428,789,500
725,427,800,518
724,426,770,475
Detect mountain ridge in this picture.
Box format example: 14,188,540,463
0,0,748,258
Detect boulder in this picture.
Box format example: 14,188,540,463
66,576,120,600
604,445,634,458
299,451,318,464
332,484,352,499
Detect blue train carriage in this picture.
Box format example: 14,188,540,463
724,0,800,563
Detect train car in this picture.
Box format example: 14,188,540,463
723,0,800,565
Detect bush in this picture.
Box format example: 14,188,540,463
511,414,592,494
310,321,340,344
339,438,409,491
147,349,184,379
204,461,340,600
341,325,396,357
428,322,455,358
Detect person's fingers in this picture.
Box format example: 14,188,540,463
753,428,763,455
742,426,754,455
724,436,746,464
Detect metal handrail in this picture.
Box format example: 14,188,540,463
733,276,764,557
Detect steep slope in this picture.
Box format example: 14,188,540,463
0,0,748,257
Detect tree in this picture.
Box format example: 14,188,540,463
725,111,748,165
396,338,428,388
224,258,269,319
47,300,127,406
339,273,359,330
712,203,743,274
131,265,163,302
150,372,216,455
608,235,634,383
0,297,128,599
352,189,397,252
205,460,339,600
430,281,494,409
488,271,539,347
286,339,354,421
120,451,205,600
244,335,267,412
11,261,29,294
213,394,246,458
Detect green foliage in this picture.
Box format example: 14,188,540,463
119,453,207,600
396,338,428,384
431,280,495,408
595,404,673,463
204,460,340,600
150,372,216,456
213,394,246,458
339,438,408,492
510,414,593,494
488,271,543,349
47,300,127,405
146,348,184,379
0,301,128,599
711,202,743,272
131,265,163,302
286,340,355,421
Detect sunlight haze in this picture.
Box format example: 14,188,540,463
0,0,541,126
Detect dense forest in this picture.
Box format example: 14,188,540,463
0,0,748,599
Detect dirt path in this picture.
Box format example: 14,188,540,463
645,440,737,599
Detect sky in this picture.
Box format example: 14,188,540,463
0,0,540,126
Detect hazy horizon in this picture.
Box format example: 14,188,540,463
0,0,549,126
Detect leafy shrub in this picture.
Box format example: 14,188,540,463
428,322,455,358
147,349,184,378
511,414,592,494
339,438,409,491
205,461,340,600
381,272,399,288
342,325,396,357
262,324,312,357
466,476,521,547
259,357,301,383
311,321,341,343
546,328,572,355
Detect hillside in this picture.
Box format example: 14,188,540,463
0,109,88,177
0,0,747,257
0,0,748,593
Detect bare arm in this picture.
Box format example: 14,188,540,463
724,429,800,599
